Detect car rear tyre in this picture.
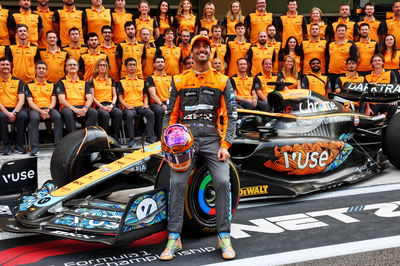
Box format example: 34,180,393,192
384,112,400,169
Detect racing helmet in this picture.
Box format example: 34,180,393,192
161,124,195,172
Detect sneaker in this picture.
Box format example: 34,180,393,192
15,145,26,154
2,145,11,155
30,147,39,156
159,233,182,261
217,232,235,260
127,138,136,149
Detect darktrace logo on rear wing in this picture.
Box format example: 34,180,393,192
344,82,400,95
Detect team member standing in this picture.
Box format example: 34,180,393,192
178,29,191,72
141,28,157,79
154,0,173,47
301,23,328,75
9,0,43,46
244,0,273,45
100,25,119,81
380,34,400,80
253,57,277,104
357,2,381,42
327,4,358,42
158,29,182,76
0,5,10,45
26,61,62,156
277,0,307,47
212,57,223,73
135,0,159,43
52,0,85,47
266,24,281,74
116,21,145,79
6,24,41,84
160,35,236,261
279,36,302,74
117,57,155,148
355,23,378,76
327,24,359,89
210,25,227,74
225,22,251,77
182,55,193,70
40,31,69,83
222,1,244,42
87,59,122,140
34,0,54,49
379,1,400,50
145,56,171,140
0,46,5,58
62,27,87,62
307,7,327,40
79,32,108,81
246,31,275,77
301,58,330,96
175,0,199,37
57,58,98,133
111,0,132,45
200,2,218,36
278,55,301,90
0,57,28,155
231,58,269,111
84,0,112,43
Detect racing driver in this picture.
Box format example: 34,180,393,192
160,35,237,260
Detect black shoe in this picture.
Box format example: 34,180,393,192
15,145,26,154
30,147,39,156
2,145,10,155
127,138,136,149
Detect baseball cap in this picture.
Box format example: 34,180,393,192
189,35,211,51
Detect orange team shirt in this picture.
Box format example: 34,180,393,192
158,16,172,35
384,18,400,50
53,7,85,47
145,73,172,103
356,39,378,72
267,40,281,74
280,12,306,46
178,42,190,72
8,43,40,84
336,73,365,90
85,6,112,43
365,70,393,83
231,75,254,99
117,77,145,107
11,9,42,46
227,39,252,77
245,11,274,45
247,44,275,77
200,18,218,36
0,46,5,58
78,50,108,81
40,49,69,83
90,77,114,103
57,76,89,108
142,43,157,79
116,41,145,79
280,53,301,74
99,43,119,81
0,77,24,108
210,40,227,73
328,40,358,74
302,74,329,96
0,6,10,45
177,14,198,35
135,16,158,43
34,6,54,49
307,22,327,40
62,45,87,62
159,45,182,76
357,18,381,42
254,73,277,98
222,16,245,37
301,39,327,74
331,18,357,41
278,72,298,90
384,50,400,70
25,80,56,108
112,9,133,44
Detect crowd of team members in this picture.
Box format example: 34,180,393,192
0,0,400,155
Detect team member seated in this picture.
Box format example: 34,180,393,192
0,57,28,155
253,58,277,106
301,58,331,96
57,58,98,133
117,57,155,148
26,62,62,156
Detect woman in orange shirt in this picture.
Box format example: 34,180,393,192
175,0,199,38
155,0,174,47
200,2,219,37
222,1,244,42
135,0,160,43
307,7,327,40
278,55,301,90
380,34,400,80
279,36,302,74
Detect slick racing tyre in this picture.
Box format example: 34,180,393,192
384,112,400,169
50,127,123,186
183,161,240,235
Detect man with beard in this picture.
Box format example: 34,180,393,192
244,0,273,45
9,0,43,46
52,0,85,47
358,2,381,42
335,57,364,93
327,4,359,42
246,31,275,77
0,57,28,155
301,58,330,96
301,23,328,75
178,29,191,72
62,27,87,62
266,24,281,74
116,21,145,79
100,25,119,81
78,32,108,81
34,0,54,49
379,1,400,50
140,28,157,79
111,0,132,44
160,35,236,261
355,23,378,76
210,25,227,74
85,0,112,43
253,57,277,103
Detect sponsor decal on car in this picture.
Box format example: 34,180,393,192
299,100,338,114
240,185,269,197
1,170,35,184
264,141,353,175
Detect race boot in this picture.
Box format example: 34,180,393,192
159,232,182,261
217,232,235,260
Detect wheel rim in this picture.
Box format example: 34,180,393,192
198,173,216,215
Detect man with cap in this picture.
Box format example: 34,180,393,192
160,35,236,261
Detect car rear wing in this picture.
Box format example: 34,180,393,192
338,82,400,103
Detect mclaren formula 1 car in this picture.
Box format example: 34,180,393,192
0,81,399,245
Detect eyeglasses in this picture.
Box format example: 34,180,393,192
103,31,112,34
127,63,136,66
